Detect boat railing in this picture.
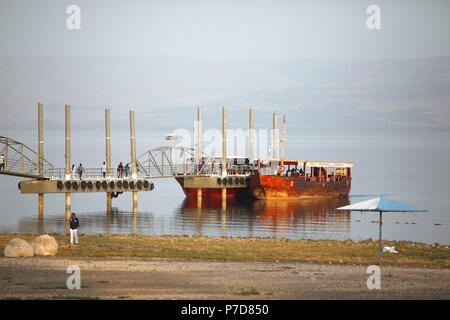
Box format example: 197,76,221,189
258,166,351,182
196,162,255,176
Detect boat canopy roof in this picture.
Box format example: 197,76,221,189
305,161,354,168
258,159,354,168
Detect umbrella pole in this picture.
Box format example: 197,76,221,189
378,211,383,263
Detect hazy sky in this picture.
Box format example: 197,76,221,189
0,1,449,139
1,0,449,59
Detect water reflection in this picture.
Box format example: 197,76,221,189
250,198,351,238
177,197,351,239
14,198,351,240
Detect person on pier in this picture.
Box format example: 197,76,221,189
101,162,107,178
0,153,4,171
77,163,85,180
117,162,124,178
124,163,130,177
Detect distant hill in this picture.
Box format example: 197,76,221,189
0,55,449,134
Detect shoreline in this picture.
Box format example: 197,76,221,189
1,233,449,299
1,256,449,300
1,233,448,268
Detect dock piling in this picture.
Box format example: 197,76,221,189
222,107,227,200
197,107,202,200
249,108,254,164
65,105,71,218
105,109,112,212
133,191,138,213
222,107,227,176
273,111,278,159
38,103,44,218
130,110,137,211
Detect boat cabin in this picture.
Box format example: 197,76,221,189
256,159,354,182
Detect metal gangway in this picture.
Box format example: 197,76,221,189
0,136,54,180
0,137,253,181
136,146,221,178
0,139,231,181
135,146,254,179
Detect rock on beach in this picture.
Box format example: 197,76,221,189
31,234,58,256
4,238,34,257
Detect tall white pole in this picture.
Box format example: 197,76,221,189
65,105,71,221
222,106,227,176
197,107,202,200
249,108,254,164
38,103,44,218
222,107,227,200
105,109,112,212
273,111,278,159
130,110,137,212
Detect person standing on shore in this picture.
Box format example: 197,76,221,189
0,153,4,171
68,213,79,245
71,164,76,179
101,162,107,178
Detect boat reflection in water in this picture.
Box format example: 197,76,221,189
177,197,351,240
249,198,351,239
14,198,351,240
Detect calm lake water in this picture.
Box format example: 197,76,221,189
0,130,449,245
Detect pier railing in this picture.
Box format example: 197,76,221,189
1,140,253,180
135,146,254,179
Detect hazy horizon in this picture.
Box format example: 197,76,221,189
2,0,450,136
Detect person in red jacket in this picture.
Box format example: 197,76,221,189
117,162,124,178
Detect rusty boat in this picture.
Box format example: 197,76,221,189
249,159,353,200
171,108,353,200
249,115,354,200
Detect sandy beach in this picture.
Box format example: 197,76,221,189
1,256,449,300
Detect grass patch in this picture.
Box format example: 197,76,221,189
97,280,108,284
39,285,67,290
117,296,129,299
52,296,99,300
0,234,448,267
38,284,87,290
234,288,260,296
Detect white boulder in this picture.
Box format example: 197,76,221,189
4,238,34,257
31,234,59,256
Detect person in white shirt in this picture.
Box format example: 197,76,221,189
0,153,4,171
101,162,107,178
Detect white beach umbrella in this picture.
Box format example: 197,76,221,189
336,196,427,261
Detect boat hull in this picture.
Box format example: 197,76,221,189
175,177,251,199
249,174,351,200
